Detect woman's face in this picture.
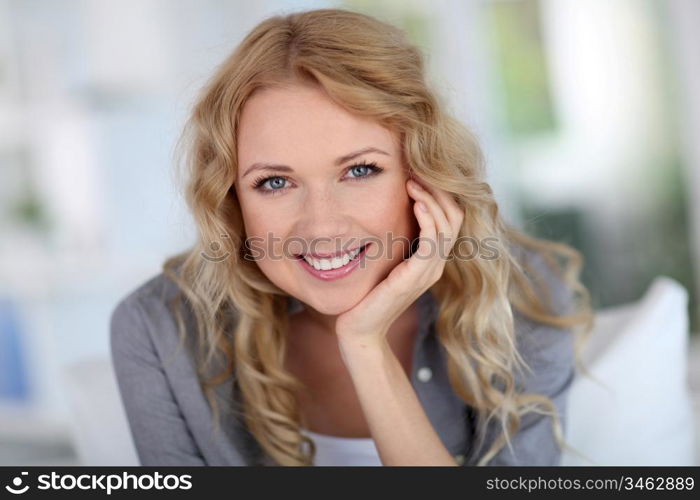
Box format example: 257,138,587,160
234,84,418,316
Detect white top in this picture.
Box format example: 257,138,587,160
302,429,382,466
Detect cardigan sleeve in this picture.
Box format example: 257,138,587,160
110,295,207,466
469,250,577,466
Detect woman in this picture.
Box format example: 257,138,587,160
110,8,593,466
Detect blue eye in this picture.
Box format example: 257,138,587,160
251,160,383,196
250,175,289,194
263,177,287,190
348,162,379,179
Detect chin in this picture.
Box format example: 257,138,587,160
302,291,363,316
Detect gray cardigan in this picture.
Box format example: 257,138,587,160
109,249,575,466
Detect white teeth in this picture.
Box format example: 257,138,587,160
303,246,363,270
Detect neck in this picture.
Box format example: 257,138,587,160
298,305,340,335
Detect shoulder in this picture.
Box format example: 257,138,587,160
508,242,577,374
109,271,186,358
509,240,575,318
112,270,183,314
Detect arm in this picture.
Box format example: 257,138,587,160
110,295,206,466
330,178,466,466
338,337,458,466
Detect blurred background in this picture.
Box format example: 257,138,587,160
0,0,698,465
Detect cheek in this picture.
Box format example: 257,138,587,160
239,202,292,260
365,183,416,259
373,183,413,232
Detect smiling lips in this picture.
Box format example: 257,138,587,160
297,243,370,281
301,245,364,269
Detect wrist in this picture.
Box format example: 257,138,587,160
337,334,392,369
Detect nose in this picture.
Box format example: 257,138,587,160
294,185,353,252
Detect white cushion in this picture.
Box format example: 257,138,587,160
562,276,697,465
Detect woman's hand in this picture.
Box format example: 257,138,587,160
335,177,465,350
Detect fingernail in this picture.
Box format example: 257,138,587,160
418,201,428,212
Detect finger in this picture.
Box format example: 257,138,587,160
410,197,447,287
408,181,454,257
412,198,437,260
408,181,466,263
413,181,464,237
407,180,451,238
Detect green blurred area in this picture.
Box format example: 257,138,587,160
520,195,699,335
487,0,698,332
486,0,557,135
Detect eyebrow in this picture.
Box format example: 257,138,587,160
241,146,390,178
